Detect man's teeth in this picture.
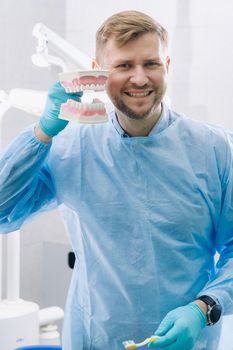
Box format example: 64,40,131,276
127,91,151,97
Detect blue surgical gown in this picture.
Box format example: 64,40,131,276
0,104,233,350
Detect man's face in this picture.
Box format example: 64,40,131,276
98,32,170,121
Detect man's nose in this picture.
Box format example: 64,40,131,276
129,66,149,86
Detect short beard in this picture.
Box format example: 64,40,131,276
113,93,164,120
116,101,155,120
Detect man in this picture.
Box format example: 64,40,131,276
0,10,233,350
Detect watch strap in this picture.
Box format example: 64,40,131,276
198,295,216,306
197,295,222,325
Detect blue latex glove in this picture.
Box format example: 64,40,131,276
148,303,206,350
39,81,83,137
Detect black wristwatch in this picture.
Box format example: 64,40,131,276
198,295,222,326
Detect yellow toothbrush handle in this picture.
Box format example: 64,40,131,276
148,335,159,343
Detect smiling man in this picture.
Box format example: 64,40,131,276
0,10,233,350
95,13,170,136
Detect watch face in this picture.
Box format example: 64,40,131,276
198,295,222,325
210,304,222,324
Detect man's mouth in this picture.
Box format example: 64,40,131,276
125,90,153,97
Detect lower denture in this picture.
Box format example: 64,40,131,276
62,102,106,117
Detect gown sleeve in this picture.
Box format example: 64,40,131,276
0,125,56,233
198,131,233,315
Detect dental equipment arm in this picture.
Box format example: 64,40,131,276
0,88,47,116
32,23,93,71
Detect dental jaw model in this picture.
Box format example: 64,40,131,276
59,70,109,123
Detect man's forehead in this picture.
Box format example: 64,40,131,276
101,33,164,64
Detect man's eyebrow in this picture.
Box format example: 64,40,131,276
113,57,162,64
144,57,162,61
113,59,133,65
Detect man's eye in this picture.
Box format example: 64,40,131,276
117,64,131,69
145,61,161,68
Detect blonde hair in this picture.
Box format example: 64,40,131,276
96,10,168,61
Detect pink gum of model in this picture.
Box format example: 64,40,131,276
59,70,109,91
61,101,107,117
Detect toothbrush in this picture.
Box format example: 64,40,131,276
123,335,159,349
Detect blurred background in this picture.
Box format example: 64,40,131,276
0,0,232,347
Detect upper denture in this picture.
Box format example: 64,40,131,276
59,70,109,92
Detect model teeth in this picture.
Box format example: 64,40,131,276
59,70,109,123
66,100,105,111
59,70,109,92
59,99,108,124
128,91,150,97
62,84,106,93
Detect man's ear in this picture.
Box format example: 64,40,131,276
166,56,170,72
92,59,100,69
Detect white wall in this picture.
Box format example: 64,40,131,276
170,0,233,129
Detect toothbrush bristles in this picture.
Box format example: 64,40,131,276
122,340,137,349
